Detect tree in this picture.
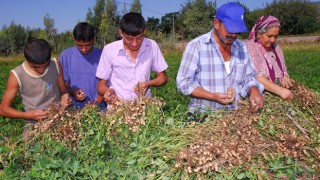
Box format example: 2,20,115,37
145,17,160,41
99,13,110,46
43,13,58,52
6,22,26,55
101,0,120,45
0,26,11,56
91,0,105,32
159,12,179,35
264,0,319,35
130,0,142,14
146,17,160,33
56,31,74,54
180,0,216,39
86,7,94,25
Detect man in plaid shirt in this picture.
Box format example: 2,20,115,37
176,2,264,121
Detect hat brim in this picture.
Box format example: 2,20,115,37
223,21,248,34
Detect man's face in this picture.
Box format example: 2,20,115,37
120,30,145,51
214,19,238,45
74,39,95,55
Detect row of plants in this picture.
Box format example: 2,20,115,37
0,41,319,178
0,81,319,179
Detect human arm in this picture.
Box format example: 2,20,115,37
135,71,168,96
281,73,293,89
97,78,118,104
65,84,86,102
190,87,235,105
248,86,264,112
0,72,48,121
257,75,293,100
176,39,236,105
56,59,72,107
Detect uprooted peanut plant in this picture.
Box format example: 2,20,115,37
0,82,319,179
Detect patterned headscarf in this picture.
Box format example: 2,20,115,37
248,15,281,40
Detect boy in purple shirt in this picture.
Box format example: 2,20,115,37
60,22,106,109
96,12,168,103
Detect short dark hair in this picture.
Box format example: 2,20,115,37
24,39,51,64
120,12,145,36
73,22,95,41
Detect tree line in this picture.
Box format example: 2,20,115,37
0,0,319,56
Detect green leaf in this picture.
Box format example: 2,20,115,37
130,142,137,148
290,109,297,116
89,129,94,135
165,117,174,125
258,119,264,127
237,173,245,179
266,108,272,113
72,160,79,175
127,159,136,165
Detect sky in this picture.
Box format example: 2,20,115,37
1,0,319,33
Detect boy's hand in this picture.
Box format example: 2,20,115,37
61,93,72,107
134,82,149,97
29,109,48,122
74,88,87,101
103,88,118,104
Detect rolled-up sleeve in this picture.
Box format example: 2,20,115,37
96,46,112,80
240,55,264,97
176,41,201,95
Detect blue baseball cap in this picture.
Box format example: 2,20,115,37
216,2,248,33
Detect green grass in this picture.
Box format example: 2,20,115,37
0,42,319,179
280,41,320,91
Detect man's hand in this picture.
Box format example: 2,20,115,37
104,88,118,104
73,88,86,101
249,87,264,113
213,87,235,105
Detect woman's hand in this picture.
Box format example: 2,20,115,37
281,74,293,88
279,88,294,100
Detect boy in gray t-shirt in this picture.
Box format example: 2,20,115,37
0,39,72,140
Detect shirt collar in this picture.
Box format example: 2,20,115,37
117,38,149,56
204,28,244,47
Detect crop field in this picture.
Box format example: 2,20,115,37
0,41,319,179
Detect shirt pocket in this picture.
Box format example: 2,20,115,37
233,63,246,85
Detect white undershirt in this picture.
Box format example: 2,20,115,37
224,60,231,75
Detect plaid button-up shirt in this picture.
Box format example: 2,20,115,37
176,29,264,113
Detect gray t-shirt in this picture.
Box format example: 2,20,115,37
12,58,61,113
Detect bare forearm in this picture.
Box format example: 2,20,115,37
191,87,215,101
148,71,167,87
97,79,109,96
0,106,30,120
257,76,283,95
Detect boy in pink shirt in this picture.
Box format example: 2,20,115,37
96,12,168,103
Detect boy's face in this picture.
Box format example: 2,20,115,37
74,39,95,55
119,30,145,52
28,60,51,75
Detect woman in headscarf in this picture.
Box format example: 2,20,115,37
245,15,294,100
